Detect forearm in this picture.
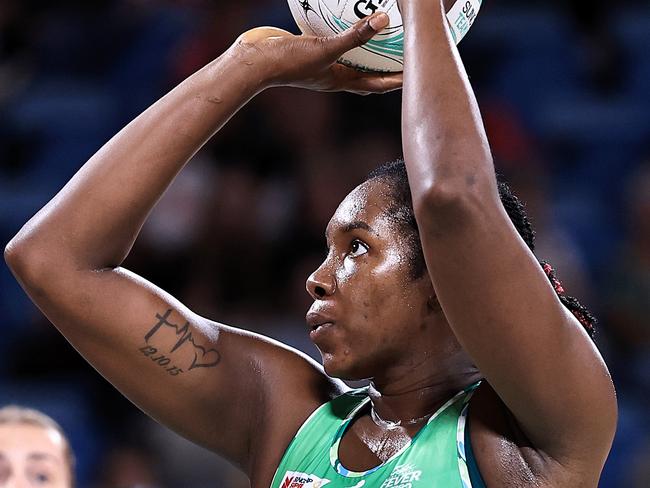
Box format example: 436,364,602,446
400,0,494,200
6,46,262,272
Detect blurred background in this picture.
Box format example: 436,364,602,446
0,0,648,486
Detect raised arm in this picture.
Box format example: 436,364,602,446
400,0,616,482
4,15,400,478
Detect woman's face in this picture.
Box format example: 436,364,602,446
306,178,437,380
0,423,70,488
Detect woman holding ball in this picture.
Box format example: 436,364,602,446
5,0,616,486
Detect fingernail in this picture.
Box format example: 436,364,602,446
369,12,388,31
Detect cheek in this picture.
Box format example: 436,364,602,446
340,257,355,282
337,250,424,324
361,276,428,333
371,254,419,307
335,257,370,301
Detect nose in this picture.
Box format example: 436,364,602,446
306,259,336,300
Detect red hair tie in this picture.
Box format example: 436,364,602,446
573,310,593,331
542,262,565,295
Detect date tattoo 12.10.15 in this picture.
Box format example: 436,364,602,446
137,309,221,376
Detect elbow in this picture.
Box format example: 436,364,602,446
411,170,496,224
412,180,466,213
405,145,496,214
4,235,28,277
4,231,54,287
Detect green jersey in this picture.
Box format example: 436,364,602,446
271,382,485,488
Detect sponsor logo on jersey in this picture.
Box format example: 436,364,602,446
380,463,423,488
281,471,331,488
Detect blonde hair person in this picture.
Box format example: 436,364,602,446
0,406,74,487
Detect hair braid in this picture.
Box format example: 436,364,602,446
540,261,597,337
497,181,536,252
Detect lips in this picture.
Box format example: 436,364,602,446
306,310,336,341
306,310,335,330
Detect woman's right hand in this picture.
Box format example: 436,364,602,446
232,12,402,95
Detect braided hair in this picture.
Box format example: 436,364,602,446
366,159,596,339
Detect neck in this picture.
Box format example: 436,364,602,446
367,355,481,425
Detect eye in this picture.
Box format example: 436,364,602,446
29,470,52,485
348,239,369,258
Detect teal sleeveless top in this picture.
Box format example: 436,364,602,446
270,382,486,488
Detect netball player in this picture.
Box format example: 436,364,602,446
4,0,616,485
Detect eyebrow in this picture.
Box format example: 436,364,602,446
27,452,60,462
326,220,375,243
342,221,374,234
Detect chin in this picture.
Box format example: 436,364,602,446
321,352,372,382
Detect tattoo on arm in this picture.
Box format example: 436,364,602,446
137,309,221,376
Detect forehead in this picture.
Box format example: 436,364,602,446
327,179,395,236
0,424,65,459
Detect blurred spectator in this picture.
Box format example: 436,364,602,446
0,405,74,487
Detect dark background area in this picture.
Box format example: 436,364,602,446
1,0,649,486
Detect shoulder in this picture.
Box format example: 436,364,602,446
234,329,346,483
468,382,603,487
